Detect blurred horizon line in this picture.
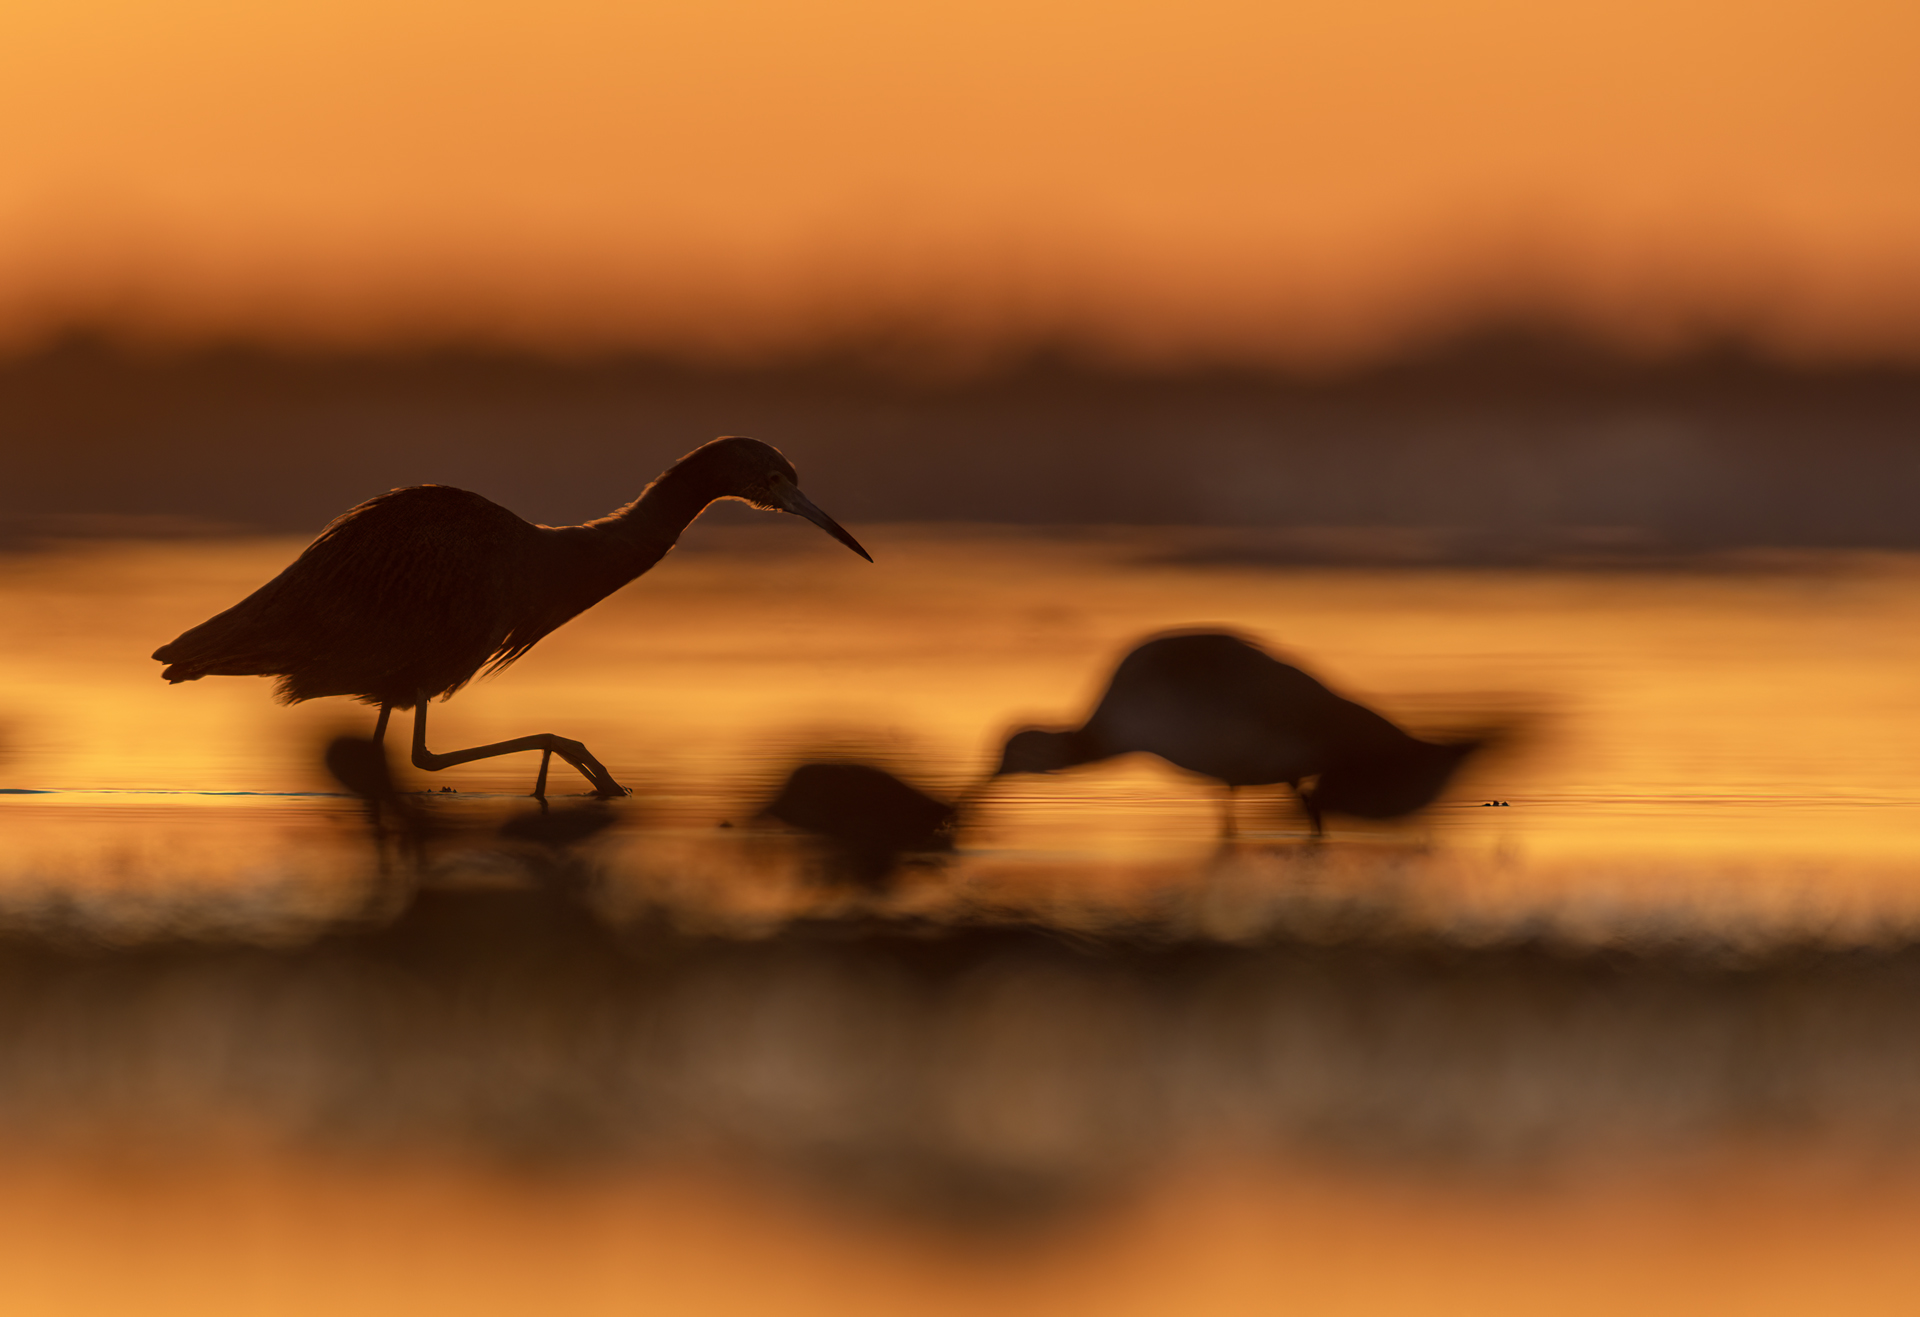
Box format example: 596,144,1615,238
8,313,1920,550
10,302,1920,383
8,216,1920,375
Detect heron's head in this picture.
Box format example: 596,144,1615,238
993,727,1083,776
680,436,872,561
1308,737,1483,820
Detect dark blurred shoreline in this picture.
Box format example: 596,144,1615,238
6,327,1920,559
6,869,1920,1225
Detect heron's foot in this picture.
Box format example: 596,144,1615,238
538,736,630,797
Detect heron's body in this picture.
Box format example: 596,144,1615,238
156,485,661,707
154,437,870,794
995,631,1479,835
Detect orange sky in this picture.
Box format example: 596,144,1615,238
4,0,1919,361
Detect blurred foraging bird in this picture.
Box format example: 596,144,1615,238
989,631,1487,838
156,437,870,796
756,761,958,889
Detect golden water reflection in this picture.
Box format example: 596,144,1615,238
6,528,1920,1313
4,526,1920,931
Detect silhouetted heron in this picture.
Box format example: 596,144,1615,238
989,630,1483,837
155,437,870,796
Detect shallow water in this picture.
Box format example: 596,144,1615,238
6,527,1920,1311
5,526,1920,928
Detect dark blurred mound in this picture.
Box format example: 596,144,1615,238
754,761,957,889
7,327,1920,557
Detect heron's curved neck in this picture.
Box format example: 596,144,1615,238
592,461,732,558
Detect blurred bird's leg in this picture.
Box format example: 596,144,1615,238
1294,785,1325,840
532,750,552,800
321,732,419,918
408,694,629,798
370,702,393,746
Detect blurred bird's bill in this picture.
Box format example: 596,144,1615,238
775,485,872,561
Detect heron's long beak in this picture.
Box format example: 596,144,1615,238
776,484,872,561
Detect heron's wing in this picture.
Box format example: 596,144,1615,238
478,521,658,675
153,485,539,703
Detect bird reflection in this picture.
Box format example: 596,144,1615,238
497,800,620,901
155,437,870,798
755,761,958,889
988,630,1490,838
323,733,434,916
323,733,620,915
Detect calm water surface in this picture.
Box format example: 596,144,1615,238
4,524,1919,932
5,526,1920,1313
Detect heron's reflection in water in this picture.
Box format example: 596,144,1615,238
322,732,622,918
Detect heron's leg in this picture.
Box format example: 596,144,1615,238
409,694,629,798
1219,785,1238,840
370,702,393,746
532,750,552,800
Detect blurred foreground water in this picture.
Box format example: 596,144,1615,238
4,527,1920,1312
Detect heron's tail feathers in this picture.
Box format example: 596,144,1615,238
151,632,282,688
152,640,202,683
